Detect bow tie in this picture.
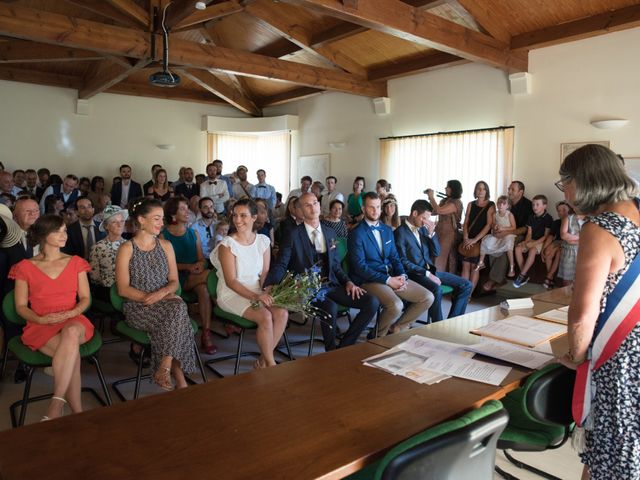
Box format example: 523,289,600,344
369,224,383,232
209,180,217,185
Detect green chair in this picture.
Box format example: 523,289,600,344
89,284,126,345
206,269,294,376
346,400,508,480
109,284,208,401
2,290,112,427
495,364,575,480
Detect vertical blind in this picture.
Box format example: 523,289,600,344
379,127,514,214
207,132,291,196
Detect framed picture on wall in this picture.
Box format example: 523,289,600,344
622,156,640,183
560,141,610,161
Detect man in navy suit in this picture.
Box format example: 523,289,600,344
174,167,198,200
395,199,472,323
63,196,105,259
110,164,143,208
265,193,379,351
348,192,432,336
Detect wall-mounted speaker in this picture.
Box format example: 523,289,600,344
372,97,391,115
508,72,532,95
76,99,90,116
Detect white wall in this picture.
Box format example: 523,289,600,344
267,27,640,206
1,27,638,203
0,82,241,186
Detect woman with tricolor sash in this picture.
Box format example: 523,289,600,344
555,144,639,480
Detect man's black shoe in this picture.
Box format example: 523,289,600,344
13,363,29,384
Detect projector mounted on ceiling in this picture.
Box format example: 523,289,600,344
149,2,180,87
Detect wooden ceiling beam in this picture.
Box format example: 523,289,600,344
63,0,142,29
280,0,527,71
168,36,387,97
246,0,367,76
368,51,467,81
511,4,640,51
0,40,105,63
176,68,262,116
454,0,511,43
79,57,151,99
107,81,228,106
105,0,150,29
257,86,323,107
0,3,151,58
174,1,244,30
163,0,212,30
309,22,366,47
0,65,83,90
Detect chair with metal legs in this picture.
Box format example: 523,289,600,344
2,290,112,427
205,269,294,376
109,284,207,401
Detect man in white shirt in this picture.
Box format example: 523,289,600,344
254,169,277,210
231,165,256,200
191,197,217,260
110,164,143,208
199,162,229,214
39,174,80,212
320,176,344,217
287,175,312,202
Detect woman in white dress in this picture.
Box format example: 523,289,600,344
210,199,288,368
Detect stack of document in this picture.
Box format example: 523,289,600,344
470,315,567,347
363,335,512,386
500,297,534,310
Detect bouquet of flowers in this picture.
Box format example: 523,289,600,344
253,266,332,326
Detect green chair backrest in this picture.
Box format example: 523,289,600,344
375,400,508,480
3,290,92,326
207,269,218,299
110,283,182,313
336,237,347,262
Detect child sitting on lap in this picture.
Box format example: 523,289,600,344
513,195,554,288
475,195,517,276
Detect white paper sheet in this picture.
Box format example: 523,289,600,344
421,354,512,386
471,315,566,347
535,306,569,325
466,339,553,369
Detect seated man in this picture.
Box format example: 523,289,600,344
63,196,105,259
395,199,472,322
265,193,379,351
348,192,433,336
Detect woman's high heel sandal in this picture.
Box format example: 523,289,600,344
153,367,174,391
41,396,67,421
201,329,218,355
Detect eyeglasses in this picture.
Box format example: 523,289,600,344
554,176,571,192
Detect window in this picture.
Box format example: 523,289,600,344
379,127,514,214
207,132,291,195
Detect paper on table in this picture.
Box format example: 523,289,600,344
466,339,553,369
500,297,534,310
535,306,569,324
363,347,450,384
396,335,473,357
471,315,567,347
421,353,512,386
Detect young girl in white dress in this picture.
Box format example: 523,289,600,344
476,195,517,276
210,199,288,369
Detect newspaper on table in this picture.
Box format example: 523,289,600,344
363,335,511,386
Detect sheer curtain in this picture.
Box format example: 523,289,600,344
379,127,514,214
207,132,291,195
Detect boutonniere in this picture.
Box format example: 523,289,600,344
329,238,337,250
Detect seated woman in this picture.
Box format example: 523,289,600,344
210,199,288,368
115,198,196,391
160,196,216,355
254,198,275,245
321,199,348,238
146,168,173,202
9,214,94,421
347,176,366,226
89,205,127,302
380,195,401,230
44,194,64,216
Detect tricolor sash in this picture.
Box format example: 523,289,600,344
572,251,640,427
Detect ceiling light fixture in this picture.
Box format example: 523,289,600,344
590,118,629,129
195,1,207,10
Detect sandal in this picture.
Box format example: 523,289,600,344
507,266,516,278
201,329,218,355
153,367,173,391
42,396,67,421
474,262,485,272
224,323,242,335
542,278,555,289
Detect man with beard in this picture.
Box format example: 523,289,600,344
231,165,256,200
174,168,198,200
63,196,105,259
191,197,217,261
200,162,229,214
348,192,433,336
111,164,143,209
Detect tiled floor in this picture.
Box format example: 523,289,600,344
0,295,583,478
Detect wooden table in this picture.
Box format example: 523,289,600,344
532,285,572,306
0,342,523,480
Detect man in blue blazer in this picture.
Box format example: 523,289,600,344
63,196,105,259
265,193,379,351
110,164,143,208
348,192,432,336
395,199,472,322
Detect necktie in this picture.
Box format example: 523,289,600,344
83,224,94,259
20,231,28,252
311,229,323,253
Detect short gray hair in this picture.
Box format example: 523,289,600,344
559,144,637,214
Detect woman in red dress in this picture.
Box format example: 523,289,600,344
9,214,94,421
